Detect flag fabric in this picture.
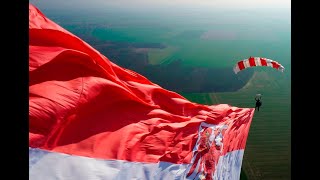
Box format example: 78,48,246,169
29,4,255,180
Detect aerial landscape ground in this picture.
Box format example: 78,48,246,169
32,3,291,179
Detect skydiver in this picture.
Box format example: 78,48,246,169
255,96,262,111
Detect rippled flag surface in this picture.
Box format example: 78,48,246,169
29,3,255,180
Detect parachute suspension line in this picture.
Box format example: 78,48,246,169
236,74,244,85
274,78,282,89
235,73,247,91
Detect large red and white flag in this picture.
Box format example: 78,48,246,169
29,4,255,180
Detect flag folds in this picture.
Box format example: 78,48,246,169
29,4,255,180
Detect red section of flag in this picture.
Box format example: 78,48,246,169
29,3,254,165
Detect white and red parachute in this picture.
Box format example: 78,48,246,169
233,57,285,74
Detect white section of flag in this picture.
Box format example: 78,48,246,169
29,148,244,180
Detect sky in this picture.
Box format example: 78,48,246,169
30,0,291,11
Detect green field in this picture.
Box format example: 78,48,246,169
91,25,290,69
148,46,179,64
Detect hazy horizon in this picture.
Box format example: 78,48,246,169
30,0,291,12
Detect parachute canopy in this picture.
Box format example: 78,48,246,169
233,57,284,74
